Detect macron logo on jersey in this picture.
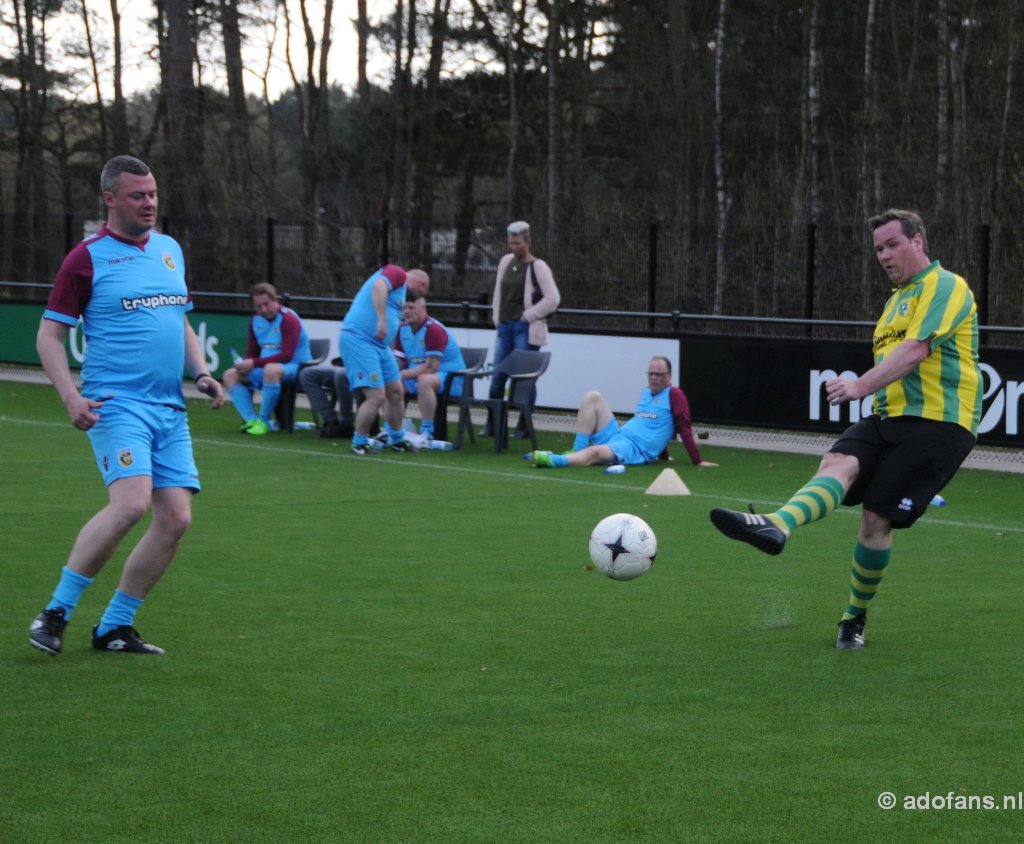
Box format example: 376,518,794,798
108,255,137,265
121,293,189,311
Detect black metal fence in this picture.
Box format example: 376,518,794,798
4,215,1022,345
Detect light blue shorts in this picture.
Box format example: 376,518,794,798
440,371,462,398
340,332,400,390
592,418,647,465
402,371,462,398
87,398,200,491
247,363,300,390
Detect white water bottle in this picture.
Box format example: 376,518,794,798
604,464,625,475
428,440,457,451
230,347,244,366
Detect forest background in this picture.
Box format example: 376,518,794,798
2,0,1022,327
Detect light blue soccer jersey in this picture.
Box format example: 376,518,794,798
250,306,312,365
617,386,677,462
43,227,191,407
341,266,407,347
395,316,466,372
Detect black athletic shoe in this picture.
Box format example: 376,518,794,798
836,615,867,650
351,443,370,455
29,607,68,656
91,625,165,654
390,438,417,453
709,508,788,556
317,420,347,438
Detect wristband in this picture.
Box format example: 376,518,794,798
193,373,213,383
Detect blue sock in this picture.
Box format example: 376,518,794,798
572,433,590,451
259,383,281,422
230,384,257,421
419,420,435,438
353,433,369,446
551,454,570,467
96,590,144,637
46,566,94,619
385,422,405,445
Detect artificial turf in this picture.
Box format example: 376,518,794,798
3,380,1023,842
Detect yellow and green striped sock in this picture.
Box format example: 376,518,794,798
843,541,891,620
764,476,845,533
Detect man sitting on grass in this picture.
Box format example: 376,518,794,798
528,356,717,469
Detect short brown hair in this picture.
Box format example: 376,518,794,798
868,209,928,253
100,155,151,195
650,355,672,374
249,282,278,301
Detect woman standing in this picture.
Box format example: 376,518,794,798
484,220,561,436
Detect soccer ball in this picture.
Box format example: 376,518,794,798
588,513,657,581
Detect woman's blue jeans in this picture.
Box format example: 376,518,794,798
489,320,540,414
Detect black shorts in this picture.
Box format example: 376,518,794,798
829,415,975,529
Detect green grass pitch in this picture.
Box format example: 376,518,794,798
3,381,1023,842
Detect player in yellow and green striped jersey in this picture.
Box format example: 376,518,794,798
709,209,980,650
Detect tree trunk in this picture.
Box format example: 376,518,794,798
859,0,878,223
357,0,369,98
79,0,110,157
283,0,335,290
546,0,559,246
453,169,475,289
505,2,524,218
10,0,52,280
219,0,256,290
411,0,450,270
666,0,692,229
713,0,728,315
161,0,215,286
994,4,1016,210
389,0,410,252
807,0,822,223
108,0,129,152
948,17,968,213
936,0,949,214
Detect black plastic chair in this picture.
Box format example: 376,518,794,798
431,347,488,441
275,338,330,432
455,349,551,452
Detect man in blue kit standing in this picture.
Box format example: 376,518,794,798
340,264,430,454
30,155,224,656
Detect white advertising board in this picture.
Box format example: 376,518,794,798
303,318,680,415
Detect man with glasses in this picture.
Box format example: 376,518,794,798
528,356,717,469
